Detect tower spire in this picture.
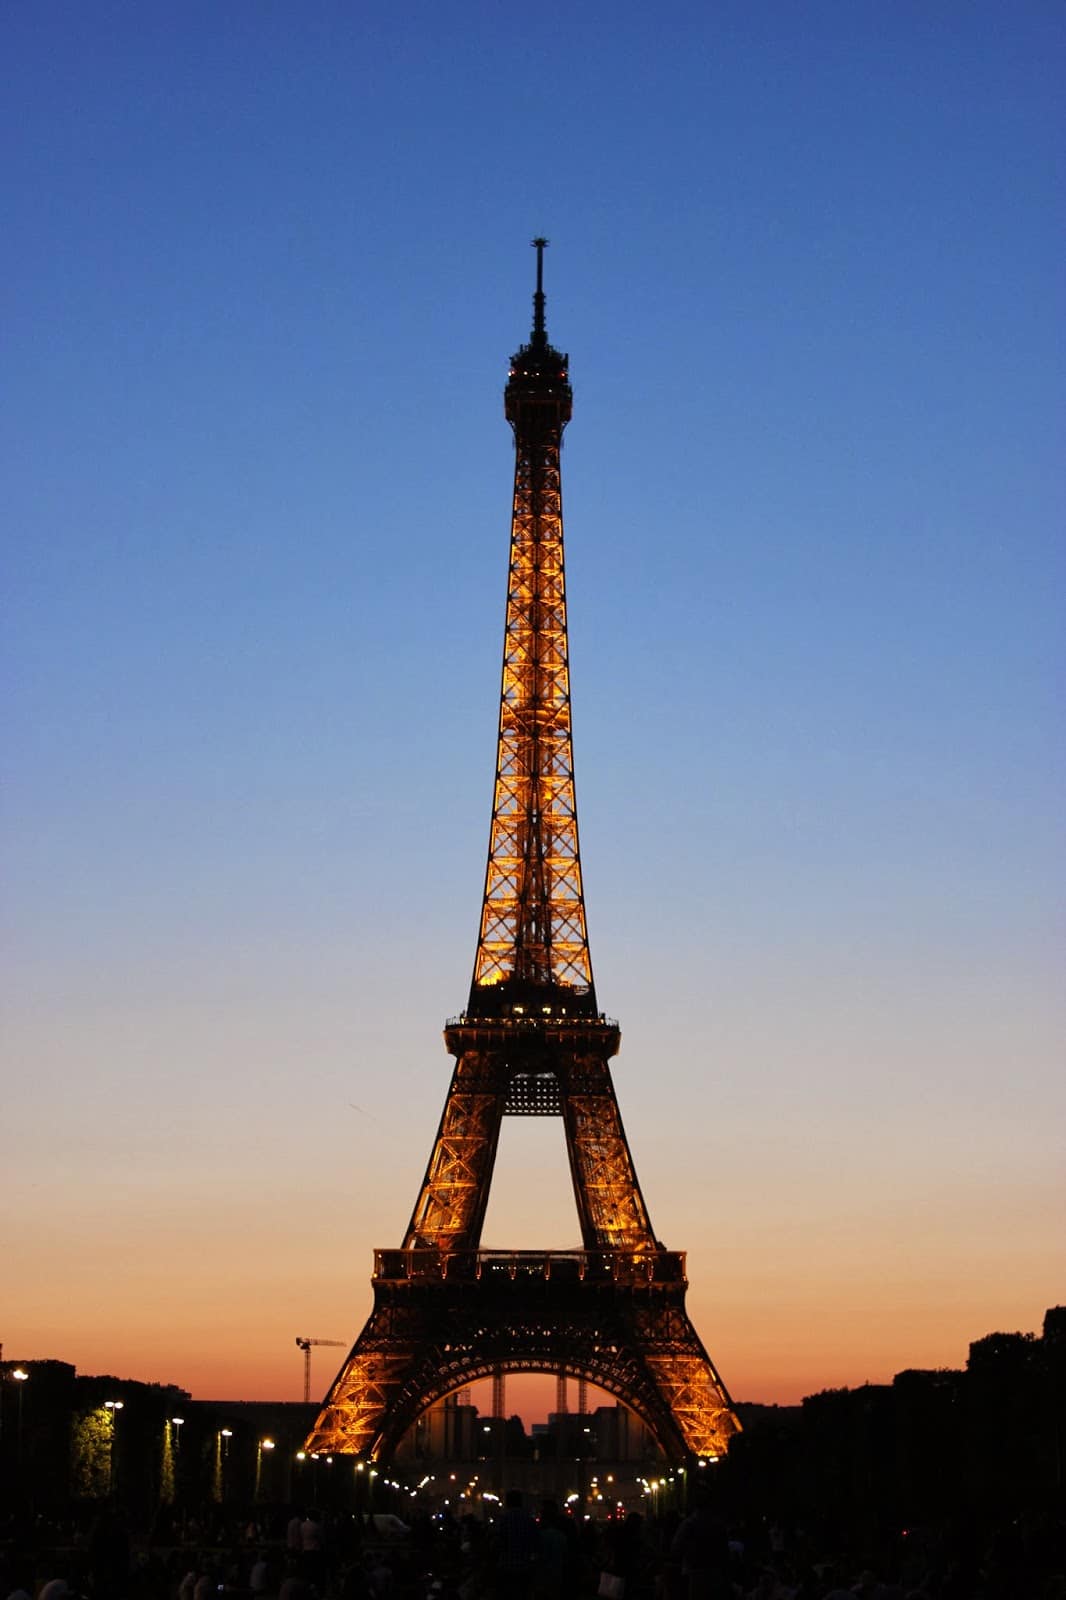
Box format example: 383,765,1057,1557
531,235,548,345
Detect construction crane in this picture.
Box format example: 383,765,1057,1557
295,1337,345,1404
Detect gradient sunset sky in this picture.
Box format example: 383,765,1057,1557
4,2,1063,1420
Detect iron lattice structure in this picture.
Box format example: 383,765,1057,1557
472,275,589,998
307,244,739,1464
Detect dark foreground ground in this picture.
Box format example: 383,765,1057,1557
3,1498,1064,1600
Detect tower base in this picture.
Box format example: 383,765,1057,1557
306,1250,739,1462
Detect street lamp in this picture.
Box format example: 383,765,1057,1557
12,1370,28,1471
255,1437,275,1501
212,1428,233,1504
165,1415,185,1505
104,1400,124,1496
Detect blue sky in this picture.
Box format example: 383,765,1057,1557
3,2,1063,1405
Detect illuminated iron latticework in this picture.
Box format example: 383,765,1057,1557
473,264,589,996
307,243,739,1464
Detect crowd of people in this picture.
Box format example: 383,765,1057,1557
2,1491,1063,1600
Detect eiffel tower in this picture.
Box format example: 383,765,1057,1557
306,243,740,1464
